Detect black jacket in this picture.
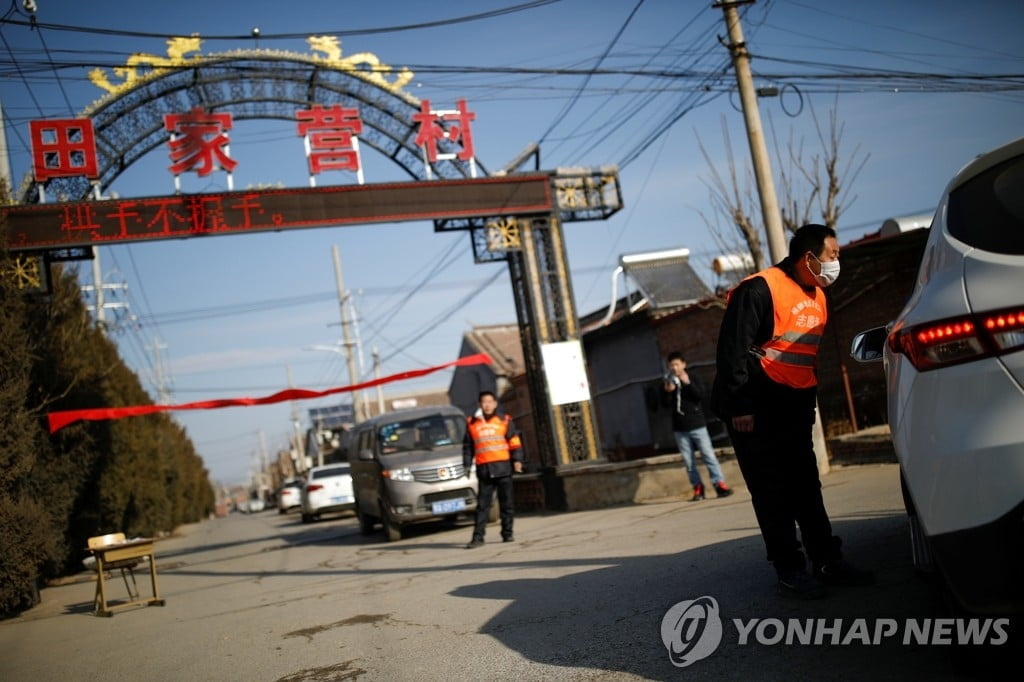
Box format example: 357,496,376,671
662,373,709,432
711,259,819,424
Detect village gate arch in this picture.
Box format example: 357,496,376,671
6,38,623,474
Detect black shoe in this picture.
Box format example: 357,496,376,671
813,559,875,586
714,482,734,498
690,484,705,502
778,570,827,599
465,538,484,549
502,535,515,543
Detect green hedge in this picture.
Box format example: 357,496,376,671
0,260,214,617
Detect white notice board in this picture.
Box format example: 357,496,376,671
540,340,592,405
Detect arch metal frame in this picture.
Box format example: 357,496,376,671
9,43,623,474
19,50,485,204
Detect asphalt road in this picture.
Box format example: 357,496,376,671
0,461,1016,681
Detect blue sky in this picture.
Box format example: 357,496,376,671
2,0,1022,486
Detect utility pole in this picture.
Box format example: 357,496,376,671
332,245,365,423
372,346,385,417
92,253,106,330
715,0,787,264
258,429,269,497
0,99,13,198
148,337,170,404
715,0,830,475
287,366,311,469
82,248,131,333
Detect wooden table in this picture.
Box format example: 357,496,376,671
89,537,166,617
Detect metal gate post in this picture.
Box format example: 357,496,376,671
508,213,601,466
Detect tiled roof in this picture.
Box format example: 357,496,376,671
463,324,524,376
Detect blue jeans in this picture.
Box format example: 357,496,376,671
674,427,725,488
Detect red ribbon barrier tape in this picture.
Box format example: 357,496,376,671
47,353,492,433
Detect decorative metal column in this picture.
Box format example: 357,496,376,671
457,167,622,468
512,215,601,465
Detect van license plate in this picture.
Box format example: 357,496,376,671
432,499,466,514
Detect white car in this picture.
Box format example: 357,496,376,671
277,479,303,514
300,463,355,524
238,497,265,513
851,135,1024,615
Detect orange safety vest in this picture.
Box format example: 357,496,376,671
738,266,827,389
466,414,522,465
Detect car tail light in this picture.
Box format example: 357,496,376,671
890,306,1024,371
306,484,323,493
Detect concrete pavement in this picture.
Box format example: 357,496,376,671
0,461,1001,681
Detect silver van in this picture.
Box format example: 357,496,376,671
349,406,484,541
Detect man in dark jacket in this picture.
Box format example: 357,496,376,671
663,351,732,501
463,391,523,548
712,224,873,599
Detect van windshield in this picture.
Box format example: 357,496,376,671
377,414,465,455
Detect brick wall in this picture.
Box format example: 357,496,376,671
817,229,928,436
492,228,927,474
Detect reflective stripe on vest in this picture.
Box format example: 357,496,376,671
467,415,515,465
741,266,827,389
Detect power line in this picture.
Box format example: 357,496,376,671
30,16,74,114
782,0,1023,61
555,9,718,162
0,0,563,41
0,26,43,116
536,0,646,148
379,265,506,366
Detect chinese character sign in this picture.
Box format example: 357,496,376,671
413,99,476,162
296,105,364,176
29,118,99,181
164,107,238,177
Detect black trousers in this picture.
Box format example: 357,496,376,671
728,417,841,575
473,473,514,540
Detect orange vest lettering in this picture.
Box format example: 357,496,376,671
739,266,827,389
466,415,521,465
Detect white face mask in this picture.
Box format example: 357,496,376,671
809,253,840,287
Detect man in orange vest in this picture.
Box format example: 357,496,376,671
463,391,524,548
712,224,874,599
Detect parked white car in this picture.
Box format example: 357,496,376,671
238,497,265,513
276,479,303,514
851,135,1024,615
300,463,355,524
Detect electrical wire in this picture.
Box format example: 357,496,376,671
535,0,646,149
379,265,506,366
782,0,1023,61
554,10,719,162
0,0,563,41
0,26,43,116
29,15,74,114
361,234,466,342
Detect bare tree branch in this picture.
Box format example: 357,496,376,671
694,93,868,279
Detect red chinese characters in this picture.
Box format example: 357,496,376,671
29,118,99,181
296,105,364,176
164,107,238,177
413,99,476,162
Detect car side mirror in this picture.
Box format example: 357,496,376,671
358,448,375,461
850,326,889,362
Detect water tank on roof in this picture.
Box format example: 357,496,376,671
712,252,755,275
880,213,933,237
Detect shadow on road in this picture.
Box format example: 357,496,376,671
449,514,1017,681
